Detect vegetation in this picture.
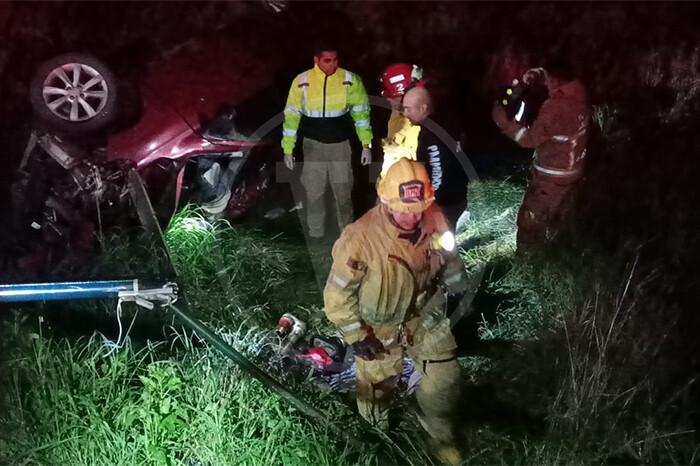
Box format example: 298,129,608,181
0,330,380,466
2,4,700,464
2,170,699,464
0,206,431,465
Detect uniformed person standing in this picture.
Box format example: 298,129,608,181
492,59,590,248
323,158,468,465
282,43,373,239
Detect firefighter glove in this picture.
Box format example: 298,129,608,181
352,334,385,360
361,147,372,166
283,154,295,170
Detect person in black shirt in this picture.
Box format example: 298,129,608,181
402,86,469,230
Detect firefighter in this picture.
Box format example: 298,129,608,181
323,158,468,465
403,86,469,231
492,59,590,248
379,63,425,179
281,43,373,239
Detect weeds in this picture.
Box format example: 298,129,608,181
458,179,521,277
0,328,381,466
165,206,290,326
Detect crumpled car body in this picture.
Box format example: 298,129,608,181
10,32,284,275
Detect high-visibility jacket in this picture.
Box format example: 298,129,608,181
380,111,421,178
499,80,589,178
282,64,373,155
323,203,468,344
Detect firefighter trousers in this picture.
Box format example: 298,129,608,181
354,316,462,444
517,170,578,248
300,138,353,238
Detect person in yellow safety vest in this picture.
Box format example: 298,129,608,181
379,63,425,179
323,158,468,465
282,43,373,239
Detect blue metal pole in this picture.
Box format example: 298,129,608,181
0,279,168,302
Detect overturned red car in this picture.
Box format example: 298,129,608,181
10,33,286,273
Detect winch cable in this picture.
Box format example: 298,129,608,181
163,302,412,460
165,302,365,446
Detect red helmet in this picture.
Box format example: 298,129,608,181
381,63,424,98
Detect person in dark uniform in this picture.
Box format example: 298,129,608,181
402,86,469,231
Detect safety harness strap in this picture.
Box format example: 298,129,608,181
422,356,457,374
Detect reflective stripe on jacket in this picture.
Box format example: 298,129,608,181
500,80,589,176
323,203,466,344
282,64,373,154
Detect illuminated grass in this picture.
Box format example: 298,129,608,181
0,330,381,466
0,205,432,466
165,206,291,326
3,179,696,466
457,179,522,273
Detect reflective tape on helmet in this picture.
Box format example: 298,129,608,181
514,101,526,122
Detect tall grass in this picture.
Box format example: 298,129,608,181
457,179,521,274
449,175,699,464
0,205,435,465
0,325,381,466
466,245,700,465
165,206,290,327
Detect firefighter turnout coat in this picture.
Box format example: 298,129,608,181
323,203,466,348
380,111,421,178
323,202,468,443
498,80,589,178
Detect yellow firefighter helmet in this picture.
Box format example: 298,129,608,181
377,158,435,212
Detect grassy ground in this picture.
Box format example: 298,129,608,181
0,203,431,465
1,177,698,465
0,330,382,466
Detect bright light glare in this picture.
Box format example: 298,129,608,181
432,231,455,252
441,232,455,252
180,217,211,232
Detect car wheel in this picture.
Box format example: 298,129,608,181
30,53,118,134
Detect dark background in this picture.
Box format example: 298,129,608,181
2,0,700,263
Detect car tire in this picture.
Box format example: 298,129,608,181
30,53,118,134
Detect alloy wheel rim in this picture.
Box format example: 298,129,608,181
42,62,109,122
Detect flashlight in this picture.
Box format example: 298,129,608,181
431,231,455,252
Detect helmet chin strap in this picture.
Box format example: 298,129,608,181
381,202,423,232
